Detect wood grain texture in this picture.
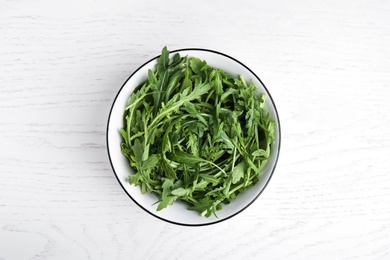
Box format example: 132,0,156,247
1,0,390,259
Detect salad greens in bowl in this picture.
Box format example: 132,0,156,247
107,47,280,226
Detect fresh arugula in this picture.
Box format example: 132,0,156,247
120,47,275,217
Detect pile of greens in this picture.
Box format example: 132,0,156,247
120,47,275,217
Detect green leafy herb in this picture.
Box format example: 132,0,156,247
120,47,275,217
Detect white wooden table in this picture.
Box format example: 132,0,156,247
1,0,389,259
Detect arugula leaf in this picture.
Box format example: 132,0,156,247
132,139,143,171
171,187,190,196
231,161,246,184
120,47,276,217
157,46,169,73
211,69,223,95
190,57,207,76
157,195,176,211
161,178,174,200
142,154,159,172
188,197,221,218
199,173,220,185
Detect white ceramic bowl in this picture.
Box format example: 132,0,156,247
107,48,281,226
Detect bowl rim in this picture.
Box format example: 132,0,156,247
106,48,281,226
